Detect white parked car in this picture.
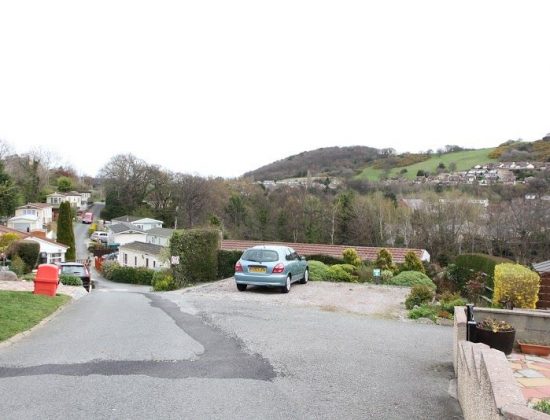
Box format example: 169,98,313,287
90,231,108,243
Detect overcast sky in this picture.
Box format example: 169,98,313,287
0,1,549,178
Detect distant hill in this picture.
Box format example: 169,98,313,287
355,148,496,181
489,137,550,162
243,146,380,181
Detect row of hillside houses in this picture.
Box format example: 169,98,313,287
105,215,172,270
1,190,93,265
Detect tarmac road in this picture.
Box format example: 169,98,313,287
0,275,463,419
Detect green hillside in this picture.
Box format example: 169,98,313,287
356,148,497,181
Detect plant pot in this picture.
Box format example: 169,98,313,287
518,341,550,357
474,327,516,355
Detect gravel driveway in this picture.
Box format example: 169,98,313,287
176,278,410,318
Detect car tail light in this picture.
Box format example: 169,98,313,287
272,263,284,274
235,261,243,272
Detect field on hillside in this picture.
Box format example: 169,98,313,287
356,148,497,181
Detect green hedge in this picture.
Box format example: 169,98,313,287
306,254,344,265
7,241,40,273
385,271,436,290
102,263,154,285
452,253,512,289
60,274,83,286
152,270,178,291
217,250,243,279
170,229,220,287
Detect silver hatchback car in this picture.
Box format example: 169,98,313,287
234,245,309,293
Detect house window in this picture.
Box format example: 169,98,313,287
50,253,62,263
146,258,149,268
124,253,128,265
134,256,137,266
153,261,156,268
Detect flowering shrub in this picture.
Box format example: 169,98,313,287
493,263,540,309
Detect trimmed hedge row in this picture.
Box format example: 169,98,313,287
170,229,220,287
218,250,242,279
452,253,512,289
101,262,155,285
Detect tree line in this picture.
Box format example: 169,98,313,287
99,154,550,265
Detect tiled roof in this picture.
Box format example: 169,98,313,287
17,203,53,209
221,240,429,263
0,225,69,249
119,241,164,256
109,222,145,234
112,215,141,223
146,228,175,238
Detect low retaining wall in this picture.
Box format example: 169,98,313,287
454,306,550,419
474,307,550,345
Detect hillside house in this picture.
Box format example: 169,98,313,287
15,203,53,227
118,241,167,270
46,191,84,209
111,216,164,231
7,215,42,233
146,228,174,247
107,222,147,246
0,226,68,264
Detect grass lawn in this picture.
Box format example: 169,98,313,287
356,148,497,181
0,291,70,342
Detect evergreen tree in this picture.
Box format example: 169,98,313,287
375,248,396,272
335,191,355,244
57,202,76,261
0,162,20,217
403,251,425,273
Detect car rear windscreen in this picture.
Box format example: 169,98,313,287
61,266,87,276
242,249,279,263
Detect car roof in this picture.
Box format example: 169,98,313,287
247,245,291,252
59,263,85,267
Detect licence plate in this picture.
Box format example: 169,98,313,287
249,266,266,273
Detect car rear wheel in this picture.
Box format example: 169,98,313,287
281,275,291,293
236,283,247,292
300,269,309,284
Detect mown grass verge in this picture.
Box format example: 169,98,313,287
0,291,70,342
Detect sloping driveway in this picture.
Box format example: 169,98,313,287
0,273,462,419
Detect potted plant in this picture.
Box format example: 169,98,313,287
474,318,516,355
517,340,550,357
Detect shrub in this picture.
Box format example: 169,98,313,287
357,264,373,283
217,250,243,279
493,263,540,309
439,292,467,313
108,266,154,285
408,304,438,321
387,271,436,290
7,241,40,273
405,284,435,309
327,265,355,282
342,248,361,267
306,254,344,265
170,229,220,287
101,261,119,279
402,251,425,273
9,255,26,276
534,400,550,415
88,223,97,236
381,269,394,283
375,248,396,272
453,253,512,289
21,273,35,282
60,274,83,286
152,270,178,291
308,260,330,281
